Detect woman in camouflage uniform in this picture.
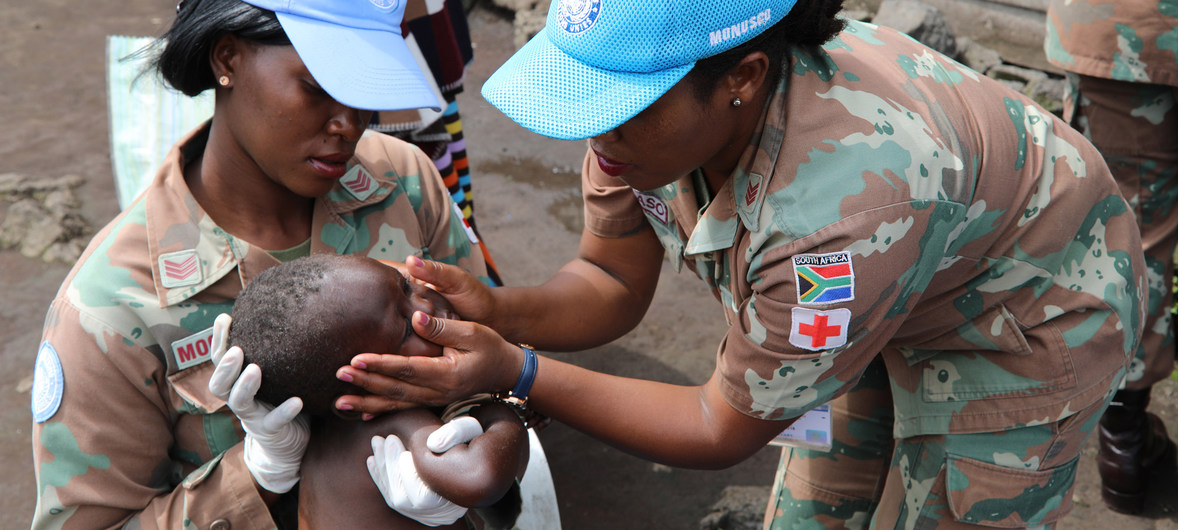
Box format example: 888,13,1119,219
338,0,1148,527
28,0,491,527
1045,0,1178,514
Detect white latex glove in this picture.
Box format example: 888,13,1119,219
208,314,309,494
367,435,468,526
426,415,484,453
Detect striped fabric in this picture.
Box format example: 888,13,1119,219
373,0,501,285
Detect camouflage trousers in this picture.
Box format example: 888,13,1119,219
1065,73,1178,390
766,359,1108,529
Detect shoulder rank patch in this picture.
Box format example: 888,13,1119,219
172,326,215,370
632,189,670,225
790,307,851,351
340,165,378,201
159,249,203,289
793,251,854,304
32,341,64,423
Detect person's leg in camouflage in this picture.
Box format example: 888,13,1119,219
1067,73,1178,514
766,358,893,529
867,398,1106,528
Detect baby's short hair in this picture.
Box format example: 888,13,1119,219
230,254,361,416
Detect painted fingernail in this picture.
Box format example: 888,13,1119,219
338,372,354,382
416,312,430,325
353,360,367,369
337,402,353,411
363,413,375,421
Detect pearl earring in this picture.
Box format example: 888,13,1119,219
218,75,230,87
731,97,742,108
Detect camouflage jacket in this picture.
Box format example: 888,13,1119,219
583,19,1145,438
1045,0,1178,86
30,123,488,529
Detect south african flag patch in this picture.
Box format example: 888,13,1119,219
793,251,855,304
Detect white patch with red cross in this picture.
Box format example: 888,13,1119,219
789,307,851,351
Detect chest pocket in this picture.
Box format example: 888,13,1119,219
168,363,241,458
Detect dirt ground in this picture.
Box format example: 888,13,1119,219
1,1,1176,528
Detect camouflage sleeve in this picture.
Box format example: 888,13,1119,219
580,149,650,238
30,299,273,529
717,204,944,422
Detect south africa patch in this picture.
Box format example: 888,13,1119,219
793,251,854,304
32,341,64,423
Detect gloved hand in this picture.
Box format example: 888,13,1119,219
426,415,484,453
208,313,309,494
368,434,468,526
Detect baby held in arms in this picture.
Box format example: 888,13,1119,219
229,254,527,529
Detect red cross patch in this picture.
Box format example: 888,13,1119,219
789,307,851,351
158,249,202,289
340,166,377,201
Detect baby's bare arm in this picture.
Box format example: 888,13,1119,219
400,404,528,508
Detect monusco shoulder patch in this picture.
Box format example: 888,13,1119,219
32,341,64,423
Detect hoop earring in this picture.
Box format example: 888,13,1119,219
731,97,742,108
218,75,230,87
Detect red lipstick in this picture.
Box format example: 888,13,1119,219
595,152,629,177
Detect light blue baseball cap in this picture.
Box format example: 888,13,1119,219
482,0,798,140
241,0,441,112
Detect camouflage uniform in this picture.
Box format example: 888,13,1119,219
583,19,1145,528
29,123,488,529
1045,0,1178,391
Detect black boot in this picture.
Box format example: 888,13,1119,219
1097,387,1177,514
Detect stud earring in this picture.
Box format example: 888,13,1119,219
731,97,742,108
218,75,230,87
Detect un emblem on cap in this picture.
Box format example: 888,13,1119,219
370,0,399,10
558,0,601,34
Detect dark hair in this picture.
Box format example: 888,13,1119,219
148,0,290,97
686,0,847,100
230,254,358,416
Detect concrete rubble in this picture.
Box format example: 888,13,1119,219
0,172,92,263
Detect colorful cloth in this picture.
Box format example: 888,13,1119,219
584,19,1144,527
368,0,501,285
29,123,489,529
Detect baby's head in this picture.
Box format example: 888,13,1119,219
229,254,455,416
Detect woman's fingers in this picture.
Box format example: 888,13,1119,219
405,256,454,293
406,257,493,323
334,379,435,415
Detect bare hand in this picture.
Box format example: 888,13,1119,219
335,312,522,417
406,256,497,325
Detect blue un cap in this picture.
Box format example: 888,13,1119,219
482,0,798,140
242,0,441,112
